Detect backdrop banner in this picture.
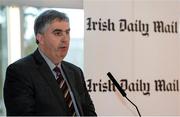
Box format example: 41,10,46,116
84,0,180,116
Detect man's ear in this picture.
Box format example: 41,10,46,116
36,33,44,44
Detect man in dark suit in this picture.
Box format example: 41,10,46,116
3,10,97,116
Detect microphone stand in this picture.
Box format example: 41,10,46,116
125,96,141,117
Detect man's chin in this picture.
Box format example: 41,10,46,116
58,54,67,60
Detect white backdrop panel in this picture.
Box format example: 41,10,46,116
84,0,180,116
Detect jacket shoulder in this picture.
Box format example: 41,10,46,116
7,53,36,73
10,54,33,66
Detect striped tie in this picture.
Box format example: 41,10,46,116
53,66,76,116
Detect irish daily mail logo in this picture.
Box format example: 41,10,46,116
86,17,178,37
86,78,179,96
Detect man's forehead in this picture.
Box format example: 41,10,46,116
49,21,70,30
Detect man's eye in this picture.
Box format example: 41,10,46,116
66,31,70,35
54,32,62,36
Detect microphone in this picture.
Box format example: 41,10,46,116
107,72,141,117
107,72,126,97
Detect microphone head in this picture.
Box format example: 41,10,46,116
107,72,127,97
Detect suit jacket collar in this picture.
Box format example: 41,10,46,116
61,61,84,116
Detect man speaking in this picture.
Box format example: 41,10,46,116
3,9,97,116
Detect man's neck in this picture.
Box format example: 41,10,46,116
38,47,62,65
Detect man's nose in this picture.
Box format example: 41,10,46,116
60,32,69,41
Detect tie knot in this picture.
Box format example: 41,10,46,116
53,66,61,74
53,66,62,83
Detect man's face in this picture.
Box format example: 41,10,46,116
37,19,70,64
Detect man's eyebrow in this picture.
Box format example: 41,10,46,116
52,28,70,33
52,29,62,33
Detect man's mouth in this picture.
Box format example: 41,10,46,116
59,45,67,49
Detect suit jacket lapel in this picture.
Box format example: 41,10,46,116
32,49,69,114
61,62,84,116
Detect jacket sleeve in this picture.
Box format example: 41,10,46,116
3,64,35,116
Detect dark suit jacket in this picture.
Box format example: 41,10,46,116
3,49,97,116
